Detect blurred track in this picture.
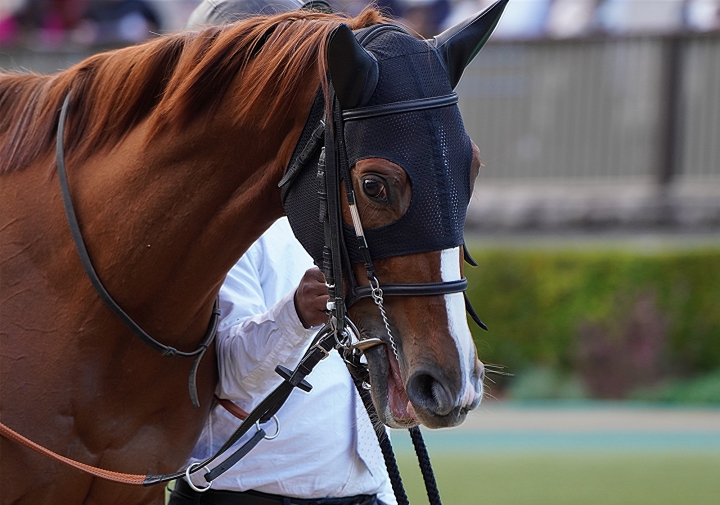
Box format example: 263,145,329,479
390,400,720,453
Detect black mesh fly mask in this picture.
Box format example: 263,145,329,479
280,22,487,330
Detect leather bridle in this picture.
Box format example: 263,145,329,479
56,93,220,408
168,33,494,487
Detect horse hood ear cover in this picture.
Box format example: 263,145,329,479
283,1,508,264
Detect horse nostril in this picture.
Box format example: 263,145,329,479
477,361,486,382
406,371,454,417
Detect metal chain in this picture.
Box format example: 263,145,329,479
369,276,400,362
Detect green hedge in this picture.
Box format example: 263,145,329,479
464,247,720,395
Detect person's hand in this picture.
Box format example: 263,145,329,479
293,267,329,328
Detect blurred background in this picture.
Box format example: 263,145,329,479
2,1,719,503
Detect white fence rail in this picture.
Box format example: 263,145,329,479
3,33,719,231
458,33,720,185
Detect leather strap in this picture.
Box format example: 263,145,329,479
342,93,458,121
464,292,488,331
56,92,219,407
215,395,250,421
0,421,146,485
346,278,468,307
278,114,325,188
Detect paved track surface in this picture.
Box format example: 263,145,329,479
458,400,720,432
390,400,720,453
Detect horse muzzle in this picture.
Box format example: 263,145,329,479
363,342,483,429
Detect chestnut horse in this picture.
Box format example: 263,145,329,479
0,2,507,504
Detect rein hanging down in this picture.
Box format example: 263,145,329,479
55,93,220,409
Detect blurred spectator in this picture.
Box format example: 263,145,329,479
4,0,720,48
329,0,403,19
443,0,551,38
375,0,405,17
0,0,160,47
74,0,161,45
8,0,92,46
443,0,720,38
398,0,450,36
585,0,720,34
0,0,25,45
595,0,686,34
328,0,368,16
546,0,600,38
685,0,720,30
330,0,446,37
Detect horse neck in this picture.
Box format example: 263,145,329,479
66,84,317,348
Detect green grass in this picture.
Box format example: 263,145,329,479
396,452,720,505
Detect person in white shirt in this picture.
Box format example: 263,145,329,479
168,217,395,505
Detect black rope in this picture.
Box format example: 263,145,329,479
347,349,445,505
351,377,410,505
379,430,410,505
409,427,442,505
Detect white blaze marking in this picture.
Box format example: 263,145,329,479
440,247,482,408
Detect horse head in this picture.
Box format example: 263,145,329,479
283,1,508,429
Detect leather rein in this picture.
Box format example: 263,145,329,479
53,93,221,408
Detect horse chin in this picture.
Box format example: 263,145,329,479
364,345,419,429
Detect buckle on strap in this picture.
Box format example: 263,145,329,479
185,463,212,493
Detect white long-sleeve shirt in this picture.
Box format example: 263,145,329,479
186,218,395,503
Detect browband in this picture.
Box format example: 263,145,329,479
342,93,459,122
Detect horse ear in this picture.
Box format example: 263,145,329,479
327,24,378,109
432,0,508,89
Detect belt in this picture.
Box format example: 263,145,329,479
172,478,378,505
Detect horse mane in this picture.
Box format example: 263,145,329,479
0,8,388,175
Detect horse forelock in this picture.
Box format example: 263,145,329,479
0,8,388,175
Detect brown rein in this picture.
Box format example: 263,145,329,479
0,421,147,486
0,397,248,486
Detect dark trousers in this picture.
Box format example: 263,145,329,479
168,478,385,505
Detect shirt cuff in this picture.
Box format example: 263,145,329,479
269,290,318,347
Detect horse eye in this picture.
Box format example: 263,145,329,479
362,178,388,201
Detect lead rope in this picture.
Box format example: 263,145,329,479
348,359,441,505
409,427,442,505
